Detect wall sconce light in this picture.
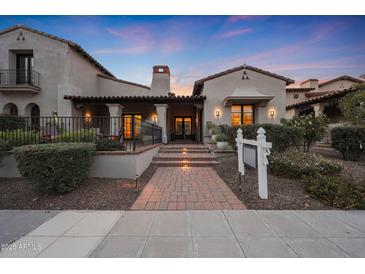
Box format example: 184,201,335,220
215,110,221,119
269,109,275,119
84,112,92,123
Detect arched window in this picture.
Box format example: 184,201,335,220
3,103,18,116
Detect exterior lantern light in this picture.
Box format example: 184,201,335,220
84,112,92,123
269,109,275,119
215,110,221,119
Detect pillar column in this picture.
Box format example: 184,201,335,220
195,104,203,143
313,103,324,117
155,104,168,144
107,104,123,137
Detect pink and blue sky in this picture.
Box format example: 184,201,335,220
1,16,365,95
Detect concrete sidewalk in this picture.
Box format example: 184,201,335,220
1,210,365,258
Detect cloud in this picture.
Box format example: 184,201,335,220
227,16,257,23
314,19,352,42
215,28,253,39
170,75,193,96
94,25,185,55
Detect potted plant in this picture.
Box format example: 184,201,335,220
216,133,228,150
206,121,213,135
211,126,221,142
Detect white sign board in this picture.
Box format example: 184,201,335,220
243,144,256,168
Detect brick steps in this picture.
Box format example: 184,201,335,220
151,160,219,167
153,144,217,167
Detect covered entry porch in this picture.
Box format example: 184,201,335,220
64,95,206,144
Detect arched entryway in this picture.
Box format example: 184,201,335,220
25,103,40,129
3,103,18,116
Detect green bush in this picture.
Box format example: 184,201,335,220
0,139,10,164
338,88,365,125
302,173,365,209
281,114,329,152
226,124,302,152
268,149,343,178
331,126,365,161
53,128,97,143
95,138,126,151
0,114,26,131
14,143,95,194
0,129,42,148
215,134,228,142
211,125,222,135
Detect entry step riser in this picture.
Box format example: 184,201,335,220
152,161,219,167
158,150,210,154
153,157,216,161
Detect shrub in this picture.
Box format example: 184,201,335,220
268,149,343,178
226,124,302,152
14,143,95,194
338,88,365,125
331,126,365,161
282,114,329,152
0,139,10,164
0,129,42,148
211,125,222,135
95,138,126,151
0,114,26,131
216,134,228,142
302,173,365,209
53,128,97,143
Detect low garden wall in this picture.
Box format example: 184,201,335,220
0,144,160,179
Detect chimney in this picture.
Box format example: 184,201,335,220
151,65,170,95
300,79,319,91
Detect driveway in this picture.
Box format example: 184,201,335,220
0,210,364,258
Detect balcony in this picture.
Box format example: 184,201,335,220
0,69,41,93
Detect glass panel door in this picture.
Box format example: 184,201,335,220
184,117,191,136
175,117,183,136
16,54,33,84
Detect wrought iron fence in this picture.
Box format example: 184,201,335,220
0,69,41,88
0,115,162,151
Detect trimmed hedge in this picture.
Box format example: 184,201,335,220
302,173,365,209
95,138,126,151
226,124,302,152
0,129,41,148
53,128,97,143
331,126,365,161
14,143,95,194
268,150,343,178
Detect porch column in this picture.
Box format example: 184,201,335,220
313,103,324,117
155,104,168,144
195,104,203,143
107,104,123,137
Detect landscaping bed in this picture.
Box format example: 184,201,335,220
0,165,157,210
214,155,330,210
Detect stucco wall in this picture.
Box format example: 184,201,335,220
0,145,160,179
201,68,287,138
0,28,69,116
319,79,357,92
90,145,159,179
97,76,150,97
286,92,307,105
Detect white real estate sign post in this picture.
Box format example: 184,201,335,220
236,127,272,199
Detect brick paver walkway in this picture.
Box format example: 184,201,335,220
131,167,245,210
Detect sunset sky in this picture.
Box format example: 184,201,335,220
1,15,364,95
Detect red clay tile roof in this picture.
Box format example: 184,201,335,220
97,74,150,90
304,91,331,98
318,75,364,88
286,87,314,92
64,94,206,103
0,24,115,78
286,88,358,110
193,64,294,95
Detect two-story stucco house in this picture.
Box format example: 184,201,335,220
0,24,294,144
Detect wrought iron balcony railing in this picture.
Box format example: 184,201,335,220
0,69,40,88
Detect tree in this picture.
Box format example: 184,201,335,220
339,84,365,125
282,114,329,152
